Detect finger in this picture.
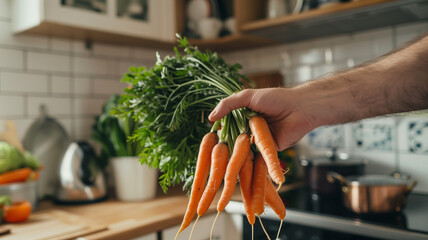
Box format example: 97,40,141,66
208,89,254,121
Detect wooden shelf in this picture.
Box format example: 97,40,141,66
187,34,277,52
240,0,428,43
21,21,175,50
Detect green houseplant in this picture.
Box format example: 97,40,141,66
92,95,157,201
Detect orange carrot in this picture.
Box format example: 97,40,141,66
266,177,286,239
239,151,255,225
249,116,285,188
217,133,251,212
0,168,32,185
197,142,229,217
175,132,218,238
252,153,267,216
266,177,286,220
252,153,271,240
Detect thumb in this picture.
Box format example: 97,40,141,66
208,89,254,121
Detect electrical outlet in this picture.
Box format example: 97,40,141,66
307,126,344,149
408,120,428,154
352,118,393,151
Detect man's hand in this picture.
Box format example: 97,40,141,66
209,88,315,151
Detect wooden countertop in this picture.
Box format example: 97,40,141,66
22,182,304,240
35,187,218,240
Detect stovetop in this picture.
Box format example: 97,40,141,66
279,187,428,235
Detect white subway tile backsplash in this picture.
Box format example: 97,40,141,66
372,36,394,58
291,48,326,66
0,48,23,69
27,97,71,116
50,37,71,52
92,78,127,95
0,0,11,19
73,77,92,95
93,43,131,58
333,39,372,62
73,117,96,140
0,95,25,117
0,118,34,140
27,51,70,73
56,117,73,138
71,40,92,55
0,72,48,93
0,21,48,50
51,75,71,95
73,98,106,116
312,64,336,79
73,56,109,75
129,47,157,60
293,65,312,84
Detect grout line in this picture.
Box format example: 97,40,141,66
23,50,28,71
47,73,52,96
23,94,28,118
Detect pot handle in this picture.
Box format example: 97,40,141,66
326,172,349,186
406,180,418,195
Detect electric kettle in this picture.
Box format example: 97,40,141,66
54,141,107,203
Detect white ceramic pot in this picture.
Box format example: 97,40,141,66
111,156,157,201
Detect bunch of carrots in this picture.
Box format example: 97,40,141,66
116,36,287,239
174,115,287,240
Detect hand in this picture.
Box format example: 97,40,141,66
208,88,316,151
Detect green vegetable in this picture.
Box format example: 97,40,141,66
0,142,25,174
92,95,143,169
0,142,41,173
23,151,41,170
116,35,253,192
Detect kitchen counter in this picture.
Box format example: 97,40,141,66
33,187,218,240
226,185,428,240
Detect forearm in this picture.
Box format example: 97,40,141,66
295,35,428,127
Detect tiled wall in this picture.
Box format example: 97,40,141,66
0,0,171,141
222,21,428,194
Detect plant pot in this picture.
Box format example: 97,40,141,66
111,156,157,201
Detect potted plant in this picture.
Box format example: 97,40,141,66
92,95,157,201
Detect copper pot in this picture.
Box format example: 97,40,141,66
300,151,366,196
327,172,417,214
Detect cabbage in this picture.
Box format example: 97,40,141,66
0,142,25,174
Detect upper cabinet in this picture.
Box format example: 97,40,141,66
238,0,428,44
179,0,428,51
11,0,428,51
12,0,178,48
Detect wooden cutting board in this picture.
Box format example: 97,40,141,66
2,209,107,240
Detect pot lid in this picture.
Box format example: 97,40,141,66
348,175,408,186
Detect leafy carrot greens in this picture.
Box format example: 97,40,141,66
115,36,253,192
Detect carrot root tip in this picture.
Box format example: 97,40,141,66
188,215,200,240
276,219,284,240
276,182,283,192
210,212,220,240
258,215,271,240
